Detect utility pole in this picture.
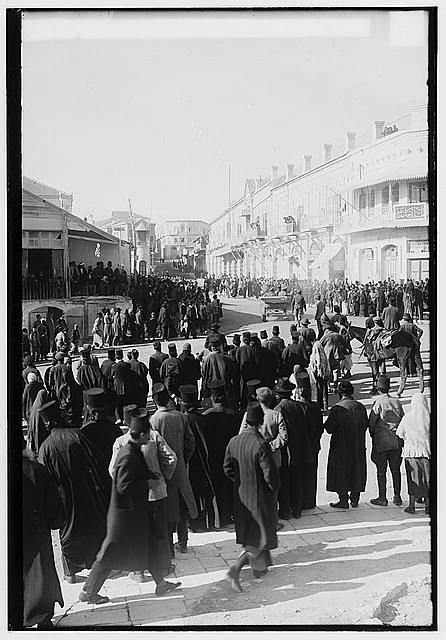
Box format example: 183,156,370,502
228,164,231,207
128,198,137,275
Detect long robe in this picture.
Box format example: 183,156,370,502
23,452,64,627
49,363,83,426
275,398,318,516
96,442,152,570
325,397,368,494
38,427,111,575
182,409,218,529
202,404,240,526
26,389,50,456
224,427,280,550
22,380,45,421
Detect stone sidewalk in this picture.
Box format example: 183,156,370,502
53,500,431,628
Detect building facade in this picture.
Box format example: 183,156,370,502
97,211,157,276
22,185,132,337
207,104,429,283
157,219,210,262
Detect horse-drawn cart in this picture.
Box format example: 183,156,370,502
260,295,291,319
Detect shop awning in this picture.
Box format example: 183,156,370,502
311,240,343,270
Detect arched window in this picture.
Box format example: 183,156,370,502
138,260,147,276
392,182,399,203
382,185,389,205
383,245,398,279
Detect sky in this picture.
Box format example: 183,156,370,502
21,10,429,225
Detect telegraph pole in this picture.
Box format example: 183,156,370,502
128,198,137,274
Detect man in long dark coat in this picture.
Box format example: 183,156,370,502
111,348,132,424
128,348,150,407
273,378,318,519
235,331,253,410
202,380,240,527
224,402,280,592
180,385,218,531
325,380,368,508
202,337,240,411
79,411,180,604
148,341,169,387
48,351,83,426
81,388,123,468
38,401,111,584
23,441,64,629
77,348,104,421
281,332,309,378
100,348,117,417
293,380,324,510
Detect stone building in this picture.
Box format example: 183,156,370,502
207,104,429,283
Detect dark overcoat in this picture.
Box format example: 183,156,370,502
38,427,111,571
224,427,280,550
96,442,152,570
325,397,368,493
23,453,64,627
202,404,240,525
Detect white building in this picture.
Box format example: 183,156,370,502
157,219,210,261
207,104,429,283
97,211,157,276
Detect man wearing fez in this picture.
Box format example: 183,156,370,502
77,346,104,422
224,402,280,592
281,331,309,378
148,340,169,386
150,383,197,556
178,343,202,391
324,380,368,509
292,377,324,511
204,321,227,350
109,408,178,590
100,348,117,417
236,331,253,410
180,385,218,531
202,335,239,412
227,334,241,362
38,400,111,585
81,388,123,468
202,380,240,527
79,410,181,604
273,378,318,520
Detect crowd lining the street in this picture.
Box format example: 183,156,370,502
21,275,431,629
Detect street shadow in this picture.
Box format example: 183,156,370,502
54,522,430,628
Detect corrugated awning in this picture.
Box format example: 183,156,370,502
351,156,427,189
311,240,343,270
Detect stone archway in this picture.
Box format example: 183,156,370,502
382,244,399,280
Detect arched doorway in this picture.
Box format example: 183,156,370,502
138,260,147,276
359,248,375,282
382,245,398,280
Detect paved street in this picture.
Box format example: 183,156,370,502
44,297,432,628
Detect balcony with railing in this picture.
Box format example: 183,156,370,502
246,224,268,241
22,277,68,300
333,202,428,234
269,221,299,238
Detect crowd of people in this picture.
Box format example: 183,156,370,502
21,287,431,627
208,275,429,322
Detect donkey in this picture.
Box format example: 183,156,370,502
349,325,424,397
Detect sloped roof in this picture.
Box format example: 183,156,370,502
22,176,73,212
22,189,119,243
